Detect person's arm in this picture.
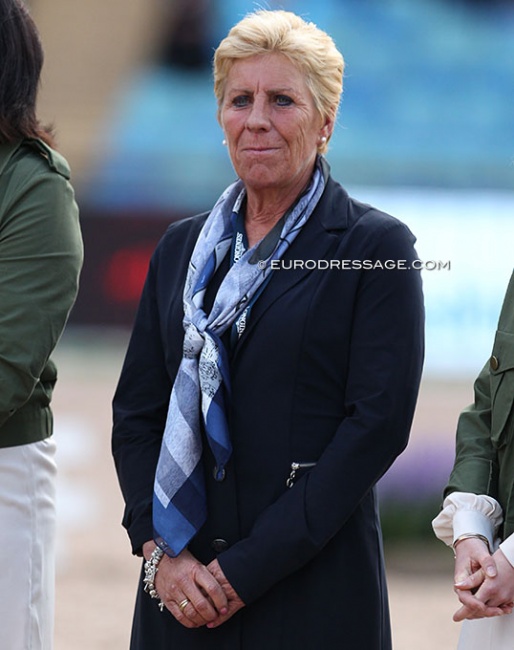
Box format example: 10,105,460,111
0,153,82,430
444,361,499,501
432,491,506,619
112,222,229,628
432,491,502,551
215,219,425,607
441,273,514,508
112,244,175,554
433,309,514,618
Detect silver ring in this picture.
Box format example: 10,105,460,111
178,598,190,612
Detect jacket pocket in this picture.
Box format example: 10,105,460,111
490,330,514,447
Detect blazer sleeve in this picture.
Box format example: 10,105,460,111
218,219,425,605
111,246,173,554
112,214,207,554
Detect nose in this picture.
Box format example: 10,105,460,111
246,96,270,131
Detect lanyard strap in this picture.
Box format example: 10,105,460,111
229,210,276,345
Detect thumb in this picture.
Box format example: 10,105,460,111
481,556,498,579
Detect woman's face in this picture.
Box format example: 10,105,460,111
220,53,330,196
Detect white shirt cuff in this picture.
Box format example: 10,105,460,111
432,491,503,550
499,534,514,567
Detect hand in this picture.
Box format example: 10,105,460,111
142,542,228,628
205,559,245,628
453,540,513,621
453,536,496,589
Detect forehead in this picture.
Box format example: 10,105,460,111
226,53,308,92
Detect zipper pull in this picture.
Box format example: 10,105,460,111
286,462,316,488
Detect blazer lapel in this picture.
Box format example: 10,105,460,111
231,177,350,360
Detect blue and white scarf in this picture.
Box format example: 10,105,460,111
153,158,326,557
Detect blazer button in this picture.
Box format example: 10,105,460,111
490,355,499,371
211,538,229,553
213,466,226,482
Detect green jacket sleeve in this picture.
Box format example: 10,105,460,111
0,142,83,432
444,272,514,500
444,360,499,499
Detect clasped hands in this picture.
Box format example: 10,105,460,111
142,541,245,629
452,537,514,621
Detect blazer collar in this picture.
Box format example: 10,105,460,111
315,157,350,233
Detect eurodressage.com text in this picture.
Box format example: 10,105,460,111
259,259,451,271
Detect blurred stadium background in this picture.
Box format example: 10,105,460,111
27,0,514,647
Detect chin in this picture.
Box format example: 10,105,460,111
237,165,285,189
241,175,282,192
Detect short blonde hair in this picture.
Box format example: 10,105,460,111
213,10,344,154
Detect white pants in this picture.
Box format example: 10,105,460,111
0,438,57,650
458,614,514,649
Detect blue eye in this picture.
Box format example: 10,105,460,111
232,95,250,108
275,95,293,106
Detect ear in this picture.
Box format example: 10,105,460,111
320,114,334,141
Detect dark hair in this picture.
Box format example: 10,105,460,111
0,0,53,145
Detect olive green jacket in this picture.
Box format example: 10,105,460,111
0,139,83,448
445,270,514,538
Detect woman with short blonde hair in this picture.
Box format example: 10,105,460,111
114,9,424,650
213,10,344,154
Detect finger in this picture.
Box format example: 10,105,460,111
453,604,473,622
454,561,491,589
454,590,488,619
166,596,199,629
172,575,228,626
187,589,224,623
453,603,505,622
193,566,229,615
206,612,231,629
483,606,509,618
482,556,498,579
168,591,221,628
206,600,244,629
482,596,514,612
455,569,485,591
454,557,474,585
472,578,514,610
453,595,507,622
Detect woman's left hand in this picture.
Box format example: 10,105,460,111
454,548,514,621
205,559,245,628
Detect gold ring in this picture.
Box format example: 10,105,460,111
178,598,190,612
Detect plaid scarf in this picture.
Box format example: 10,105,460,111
153,159,325,556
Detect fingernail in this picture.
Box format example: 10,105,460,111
220,607,228,615
486,567,496,577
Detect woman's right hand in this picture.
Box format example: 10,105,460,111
143,541,228,628
453,543,514,621
452,537,502,621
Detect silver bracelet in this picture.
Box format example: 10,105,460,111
453,533,491,558
143,546,165,611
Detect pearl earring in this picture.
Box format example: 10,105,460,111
320,136,327,144
222,139,227,146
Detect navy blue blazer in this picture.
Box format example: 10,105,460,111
112,172,425,650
